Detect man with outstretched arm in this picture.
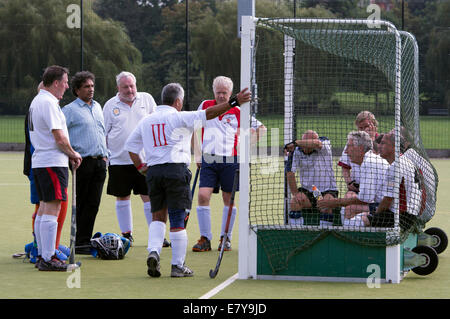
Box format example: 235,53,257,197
125,83,251,278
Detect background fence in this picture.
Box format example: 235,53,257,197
0,0,448,155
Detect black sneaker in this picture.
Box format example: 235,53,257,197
192,236,211,252
34,256,43,269
171,264,194,277
146,251,161,278
163,238,171,247
38,255,67,271
122,232,134,246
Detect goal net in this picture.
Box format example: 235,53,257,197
241,18,438,274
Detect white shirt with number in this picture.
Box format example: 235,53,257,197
290,137,338,193
383,156,421,216
125,105,207,166
356,151,389,204
103,92,156,165
29,89,69,168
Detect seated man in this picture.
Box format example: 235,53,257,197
285,130,338,226
363,132,422,229
317,131,389,226
338,111,379,194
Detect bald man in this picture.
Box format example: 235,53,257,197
285,130,338,226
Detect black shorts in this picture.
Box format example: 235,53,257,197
298,187,338,207
107,165,148,197
32,167,68,202
146,163,192,212
367,210,394,228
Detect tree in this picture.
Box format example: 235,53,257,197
0,0,142,114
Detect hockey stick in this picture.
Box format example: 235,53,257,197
209,169,239,279
67,168,81,271
184,166,200,228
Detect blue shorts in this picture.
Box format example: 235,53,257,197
199,155,239,193
28,172,40,205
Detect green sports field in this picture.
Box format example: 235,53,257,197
0,152,449,300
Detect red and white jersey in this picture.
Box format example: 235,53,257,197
198,100,262,156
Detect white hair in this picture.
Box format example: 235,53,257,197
116,71,136,86
212,76,233,93
348,130,373,152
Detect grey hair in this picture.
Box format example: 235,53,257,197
355,110,378,128
161,83,184,105
212,76,233,93
348,130,373,152
116,71,136,86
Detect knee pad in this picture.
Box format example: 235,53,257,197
168,209,186,230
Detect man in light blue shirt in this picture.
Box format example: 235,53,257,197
63,71,108,254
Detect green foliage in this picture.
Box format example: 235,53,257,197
0,0,143,114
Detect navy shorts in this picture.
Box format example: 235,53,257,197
32,167,68,202
199,155,239,193
146,163,192,212
107,165,148,197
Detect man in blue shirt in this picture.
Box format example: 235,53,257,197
62,71,108,254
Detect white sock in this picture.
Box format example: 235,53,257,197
221,206,237,240
40,214,58,261
143,201,152,226
34,215,43,256
147,221,166,256
116,200,133,234
170,230,187,267
197,206,212,240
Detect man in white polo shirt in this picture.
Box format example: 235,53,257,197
285,130,338,226
29,65,82,271
103,71,169,245
125,83,251,278
317,131,389,226
364,132,421,229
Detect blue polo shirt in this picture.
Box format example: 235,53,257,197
62,98,108,158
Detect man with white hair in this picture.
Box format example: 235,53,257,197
317,131,389,226
103,72,169,246
192,76,266,252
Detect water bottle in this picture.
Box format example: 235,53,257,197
312,185,322,200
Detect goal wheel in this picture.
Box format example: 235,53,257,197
424,227,448,254
411,245,439,276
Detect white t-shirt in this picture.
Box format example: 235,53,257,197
290,137,338,192
402,148,436,217
29,89,69,168
383,156,422,216
103,92,156,165
125,105,207,166
357,151,389,204
198,100,263,156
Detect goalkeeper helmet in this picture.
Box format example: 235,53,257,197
90,232,130,260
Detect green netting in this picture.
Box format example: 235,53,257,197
248,18,439,274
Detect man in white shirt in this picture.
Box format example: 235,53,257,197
192,76,266,252
29,65,82,271
125,83,251,278
317,131,389,226
285,130,338,226
103,71,167,245
338,111,379,194
365,132,422,229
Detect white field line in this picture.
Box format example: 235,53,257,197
199,273,238,299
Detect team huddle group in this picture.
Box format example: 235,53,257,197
285,110,431,231
25,65,262,277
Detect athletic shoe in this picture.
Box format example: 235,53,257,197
34,256,43,269
192,236,211,252
146,251,161,278
171,264,194,277
122,232,134,247
38,255,67,271
163,238,171,248
218,236,232,251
